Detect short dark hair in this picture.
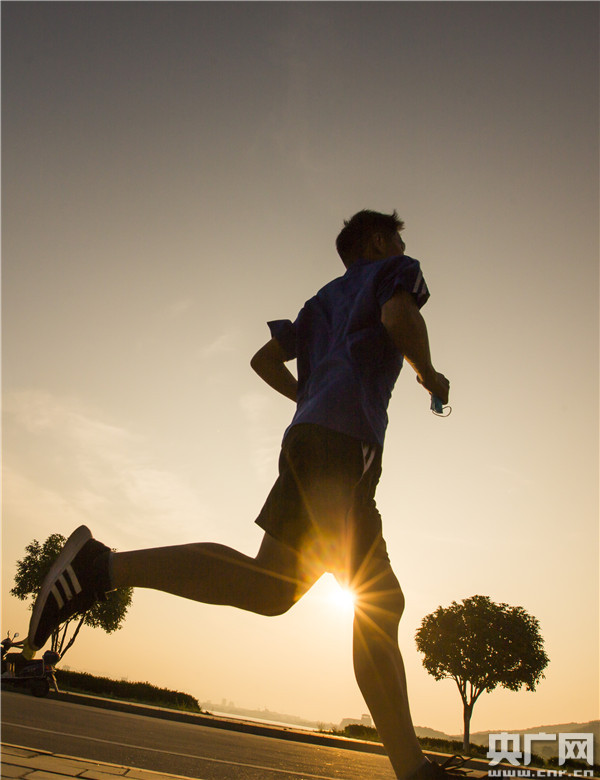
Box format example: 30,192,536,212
336,209,405,267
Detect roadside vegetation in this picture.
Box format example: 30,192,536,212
324,724,600,774
325,724,489,759
56,669,203,713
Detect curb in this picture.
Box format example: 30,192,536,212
49,690,492,775
52,689,388,754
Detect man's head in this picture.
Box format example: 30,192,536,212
336,210,405,268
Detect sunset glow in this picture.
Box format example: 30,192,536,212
2,2,597,735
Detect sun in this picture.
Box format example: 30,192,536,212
316,574,357,616
330,583,356,614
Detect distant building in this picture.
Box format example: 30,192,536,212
340,713,373,729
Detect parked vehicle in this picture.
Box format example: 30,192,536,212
1,631,59,697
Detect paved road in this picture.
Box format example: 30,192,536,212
1,691,397,779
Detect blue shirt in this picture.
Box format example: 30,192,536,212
269,254,430,447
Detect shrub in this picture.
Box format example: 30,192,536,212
56,670,201,711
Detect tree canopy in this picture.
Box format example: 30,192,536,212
415,594,549,751
11,533,133,659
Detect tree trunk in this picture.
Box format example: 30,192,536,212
463,701,474,754
59,614,86,660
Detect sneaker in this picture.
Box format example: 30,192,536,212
409,756,470,779
27,526,111,652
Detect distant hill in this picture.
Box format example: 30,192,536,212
415,726,454,741
442,721,599,760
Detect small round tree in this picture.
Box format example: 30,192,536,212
415,594,549,752
11,533,133,659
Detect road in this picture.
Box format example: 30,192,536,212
1,691,397,779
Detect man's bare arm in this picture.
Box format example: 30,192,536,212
381,289,450,404
251,338,298,402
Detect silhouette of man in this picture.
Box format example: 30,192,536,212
25,210,453,779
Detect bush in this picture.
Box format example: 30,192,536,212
56,670,201,712
547,755,600,773
341,723,379,741
417,736,488,758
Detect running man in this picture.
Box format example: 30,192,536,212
24,210,455,779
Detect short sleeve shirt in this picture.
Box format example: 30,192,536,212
269,254,429,447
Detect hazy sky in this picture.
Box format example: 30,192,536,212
2,2,598,736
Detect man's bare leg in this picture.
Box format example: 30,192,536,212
111,533,316,616
350,559,426,780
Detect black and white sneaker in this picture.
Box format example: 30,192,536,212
27,526,112,652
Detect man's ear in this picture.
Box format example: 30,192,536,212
368,232,385,259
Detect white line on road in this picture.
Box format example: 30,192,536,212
3,722,344,780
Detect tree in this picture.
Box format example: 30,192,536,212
11,533,133,660
415,594,549,753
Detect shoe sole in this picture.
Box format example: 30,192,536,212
27,525,93,651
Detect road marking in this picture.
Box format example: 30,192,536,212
2,722,344,779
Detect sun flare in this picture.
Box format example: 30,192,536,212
330,584,356,613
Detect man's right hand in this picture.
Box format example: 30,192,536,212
417,370,450,405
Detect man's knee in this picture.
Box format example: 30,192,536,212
380,582,405,621
253,533,310,617
358,582,404,621
354,564,405,628
258,580,299,617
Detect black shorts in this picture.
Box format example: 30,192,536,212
255,423,389,575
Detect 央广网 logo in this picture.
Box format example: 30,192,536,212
487,731,594,777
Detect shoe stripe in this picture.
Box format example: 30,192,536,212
66,565,82,595
58,574,75,601
58,574,73,601
51,584,65,610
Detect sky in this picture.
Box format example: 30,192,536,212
2,1,598,738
